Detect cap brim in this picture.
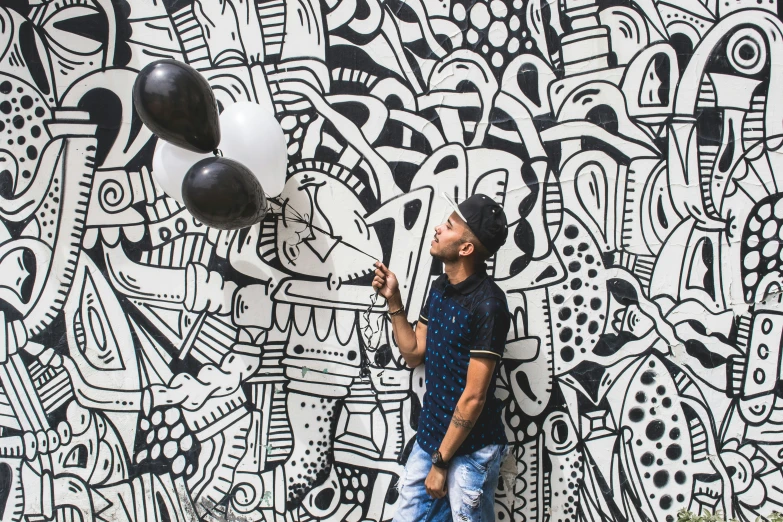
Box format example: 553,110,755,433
442,192,467,222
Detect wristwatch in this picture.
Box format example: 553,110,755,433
431,450,449,469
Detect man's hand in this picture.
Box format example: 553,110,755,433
425,466,447,499
373,261,425,367
373,262,400,302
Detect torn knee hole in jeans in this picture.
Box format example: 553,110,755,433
462,489,482,508
456,490,482,521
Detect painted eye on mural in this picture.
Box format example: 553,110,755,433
11,19,54,98
41,6,106,56
639,54,671,107
63,444,89,469
726,28,766,76
0,247,36,305
517,65,542,107
575,161,609,240
74,271,125,371
686,237,716,300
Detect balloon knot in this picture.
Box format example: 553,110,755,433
213,149,223,157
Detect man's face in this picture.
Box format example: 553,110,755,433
430,212,469,262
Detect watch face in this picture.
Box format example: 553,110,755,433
431,452,439,464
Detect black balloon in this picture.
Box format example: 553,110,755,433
182,157,267,230
133,59,220,153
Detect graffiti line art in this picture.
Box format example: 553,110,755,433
1,0,783,520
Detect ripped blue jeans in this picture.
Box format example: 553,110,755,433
392,441,507,522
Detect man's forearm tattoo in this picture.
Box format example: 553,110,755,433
451,406,475,429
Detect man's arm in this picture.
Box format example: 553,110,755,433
391,315,427,368
436,357,496,461
387,290,427,368
423,356,497,498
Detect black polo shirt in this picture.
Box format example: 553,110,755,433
416,267,510,456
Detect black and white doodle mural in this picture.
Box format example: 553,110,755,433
2,0,783,520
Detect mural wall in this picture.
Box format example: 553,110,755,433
1,0,782,520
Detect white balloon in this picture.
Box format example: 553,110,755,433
151,102,288,202
219,102,288,198
152,140,210,203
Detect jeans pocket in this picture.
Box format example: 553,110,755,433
464,444,500,473
465,455,488,473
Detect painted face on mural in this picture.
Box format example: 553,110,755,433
49,401,127,485
276,170,382,285
0,238,50,315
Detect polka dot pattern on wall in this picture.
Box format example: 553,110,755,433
622,356,694,521
450,0,537,70
0,75,51,196
549,212,609,374
285,395,338,505
740,192,783,302
135,406,200,478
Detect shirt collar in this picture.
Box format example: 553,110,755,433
434,265,488,295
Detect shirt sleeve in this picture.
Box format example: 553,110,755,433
469,298,510,360
418,292,432,325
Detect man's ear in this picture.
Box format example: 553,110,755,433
460,242,475,257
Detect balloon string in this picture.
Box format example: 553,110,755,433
360,289,386,377
362,289,384,352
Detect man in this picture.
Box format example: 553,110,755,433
373,193,511,522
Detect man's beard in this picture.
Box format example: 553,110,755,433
432,240,461,263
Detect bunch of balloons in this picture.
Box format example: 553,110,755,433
133,59,287,230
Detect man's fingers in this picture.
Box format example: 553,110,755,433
425,486,445,499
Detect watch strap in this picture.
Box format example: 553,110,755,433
432,450,450,469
